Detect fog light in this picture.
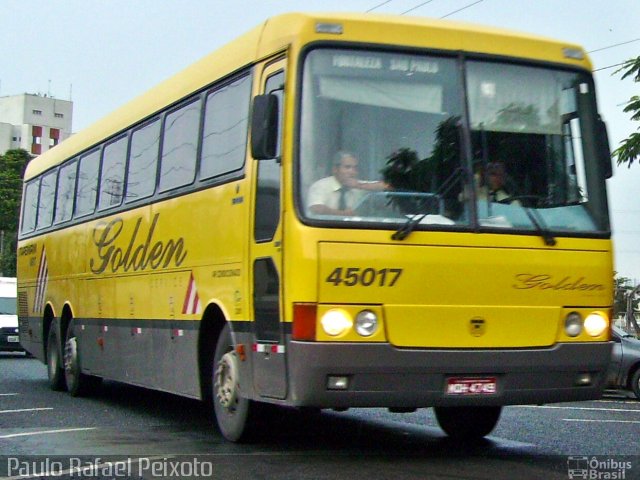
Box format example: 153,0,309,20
355,310,378,337
564,312,583,337
321,309,352,336
327,375,349,390
584,312,607,337
575,372,592,386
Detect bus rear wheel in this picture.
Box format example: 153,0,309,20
63,320,100,397
212,324,254,442
434,406,502,440
46,322,66,391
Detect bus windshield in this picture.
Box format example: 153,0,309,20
298,48,609,235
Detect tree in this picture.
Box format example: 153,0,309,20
0,149,32,276
613,56,640,168
614,273,635,316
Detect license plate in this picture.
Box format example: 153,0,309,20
446,377,497,395
7,335,19,343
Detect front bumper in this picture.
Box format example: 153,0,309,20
286,340,612,408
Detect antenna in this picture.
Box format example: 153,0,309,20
69,83,73,101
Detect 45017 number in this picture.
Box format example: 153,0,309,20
325,267,403,287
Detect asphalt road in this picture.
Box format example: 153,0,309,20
1,352,639,480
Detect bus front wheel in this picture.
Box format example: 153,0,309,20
434,406,502,440
212,324,253,442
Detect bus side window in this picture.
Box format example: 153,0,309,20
253,258,280,341
126,118,161,203
21,180,39,233
200,74,252,180
254,71,284,243
36,169,58,230
54,159,78,224
75,150,100,218
98,135,127,210
159,98,201,192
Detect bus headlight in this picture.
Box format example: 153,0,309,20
355,310,378,337
564,312,583,337
584,312,608,337
321,309,353,336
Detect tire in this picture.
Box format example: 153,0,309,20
434,406,502,440
631,369,640,400
63,320,101,397
46,322,67,391
212,324,254,442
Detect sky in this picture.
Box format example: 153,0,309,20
1,0,639,281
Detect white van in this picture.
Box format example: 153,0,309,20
0,277,22,352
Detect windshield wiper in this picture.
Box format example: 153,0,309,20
392,213,428,241
495,195,556,246
521,207,556,246
391,167,466,241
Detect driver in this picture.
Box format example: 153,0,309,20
307,151,388,216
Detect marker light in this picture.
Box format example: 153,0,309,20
321,309,353,336
564,312,583,337
316,22,343,35
563,47,585,60
584,312,608,337
575,372,593,386
327,376,349,390
355,310,379,337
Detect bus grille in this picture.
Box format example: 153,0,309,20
17,291,29,334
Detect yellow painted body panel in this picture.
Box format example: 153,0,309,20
385,305,559,348
283,224,612,347
18,181,250,324
317,241,611,308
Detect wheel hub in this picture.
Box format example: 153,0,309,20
63,337,77,374
215,351,240,411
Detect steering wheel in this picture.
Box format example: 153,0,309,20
497,194,544,207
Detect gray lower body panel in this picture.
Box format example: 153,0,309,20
77,320,201,399
286,340,612,408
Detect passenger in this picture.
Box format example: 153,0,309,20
307,151,388,216
479,161,519,204
485,162,510,202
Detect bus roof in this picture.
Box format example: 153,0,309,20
24,12,591,180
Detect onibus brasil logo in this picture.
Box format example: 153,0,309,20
567,456,632,479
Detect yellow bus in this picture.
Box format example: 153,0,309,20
17,12,614,442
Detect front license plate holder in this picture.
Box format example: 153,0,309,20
446,377,497,395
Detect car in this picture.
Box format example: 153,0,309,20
0,277,22,353
606,325,640,399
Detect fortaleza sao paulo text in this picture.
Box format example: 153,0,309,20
90,213,187,275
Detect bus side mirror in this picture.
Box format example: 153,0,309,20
597,117,612,179
251,94,279,160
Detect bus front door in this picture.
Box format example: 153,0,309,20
250,61,286,399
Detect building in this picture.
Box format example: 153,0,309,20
0,93,72,156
